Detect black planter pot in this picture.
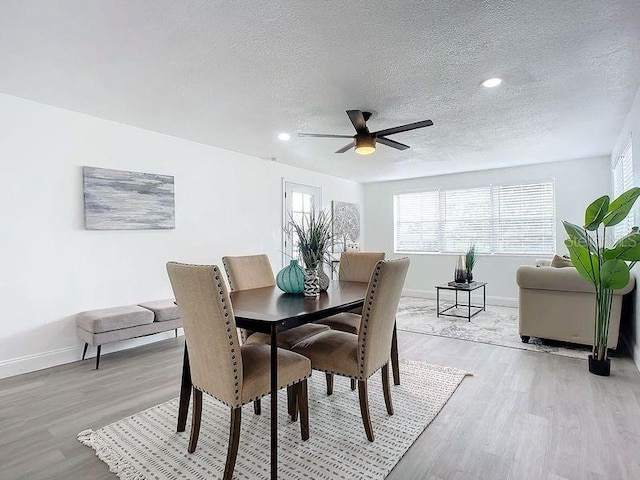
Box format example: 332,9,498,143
588,354,611,376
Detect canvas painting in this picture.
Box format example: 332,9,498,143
331,201,361,252
83,166,175,230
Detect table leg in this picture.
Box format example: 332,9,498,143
483,284,486,311
177,344,192,432
468,290,471,322
436,288,440,317
455,289,458,307
391,322,400,386
270,324,278,479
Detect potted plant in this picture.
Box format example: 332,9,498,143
465,244,477,283
563,187,640,376
288,209,334,296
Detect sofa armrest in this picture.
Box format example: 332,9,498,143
516,265,635,295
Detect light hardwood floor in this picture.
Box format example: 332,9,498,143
1,332,640,480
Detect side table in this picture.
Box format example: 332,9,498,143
435,281,487,322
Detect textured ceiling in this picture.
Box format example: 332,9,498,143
1,1,640,182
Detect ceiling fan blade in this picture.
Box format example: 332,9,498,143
335,141,355,153
346,110,369,135
298,133,354,138
298,133,353,138
373,119,433,137
376,136,410,151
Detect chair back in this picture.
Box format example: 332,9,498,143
338,252,386,283
166,262,243,408
222,254,276,291
357,257,410,378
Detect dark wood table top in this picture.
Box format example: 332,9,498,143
230,280,368,333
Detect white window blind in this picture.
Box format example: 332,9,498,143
394,191,439,253
440,187,492,253
394,181,555,255
612,140,634,240
493,182,555,254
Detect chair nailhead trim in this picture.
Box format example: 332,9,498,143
359,264,382,377
214,266,241,405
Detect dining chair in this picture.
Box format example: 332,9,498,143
315,252,398,393
292,257,409,442
166,262,311,480
222,254,329,415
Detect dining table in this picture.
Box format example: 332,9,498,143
175,280,400,479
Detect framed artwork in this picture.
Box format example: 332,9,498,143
331,201,361,253
83,166,175,230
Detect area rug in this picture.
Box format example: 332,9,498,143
396,296,592,359
78,360,469,480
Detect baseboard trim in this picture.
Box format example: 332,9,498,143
0,328,184,379
402,288,518,308
0,345,81,379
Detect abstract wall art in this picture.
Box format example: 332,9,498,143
331,200,361,252
83,166,175,230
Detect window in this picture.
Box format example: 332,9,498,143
394,181,555,255
612,140,634,240
283,182,321,266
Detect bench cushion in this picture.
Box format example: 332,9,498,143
76,305,154,333
77,318,182,346
138,299,180,322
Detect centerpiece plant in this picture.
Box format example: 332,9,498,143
563,187,640,376
289,209,334,296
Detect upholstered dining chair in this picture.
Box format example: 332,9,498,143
292,257,410,442
222,254,329,415
166,262,311,480
315,252,390,393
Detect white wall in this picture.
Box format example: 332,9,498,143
0,94,363,378
364,157,611,305
612,86,640,371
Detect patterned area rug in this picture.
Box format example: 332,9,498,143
78,360,469,480
397,296,591,359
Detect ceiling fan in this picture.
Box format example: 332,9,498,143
298,110,433,155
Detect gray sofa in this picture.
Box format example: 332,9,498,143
76,299,181,369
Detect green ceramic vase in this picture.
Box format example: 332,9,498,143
276,260,305,294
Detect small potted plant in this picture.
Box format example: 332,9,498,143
465,244,477,283
563,187,640,376
289,209,333,297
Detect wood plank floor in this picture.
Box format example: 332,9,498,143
2,332,640,480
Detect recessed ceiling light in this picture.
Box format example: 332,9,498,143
482,78,502,88
277,132,291,141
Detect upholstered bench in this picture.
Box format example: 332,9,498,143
76,299,182,369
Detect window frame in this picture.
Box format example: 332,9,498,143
393,179,556,257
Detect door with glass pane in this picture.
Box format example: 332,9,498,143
283,181,321,267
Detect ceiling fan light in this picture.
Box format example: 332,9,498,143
355,136,376,155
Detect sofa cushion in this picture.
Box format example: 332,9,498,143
550,254,573,268
138,299,180,322
76,305,154,333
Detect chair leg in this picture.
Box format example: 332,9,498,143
188,388,202,453
95,345,102,370
325,372,334,396
391,322,400,385
287,385,298,421
350,378,356,391
82,343,88,361
297,379,309,441
382,363,394,415
358,379,374,442
223,407,242,480
175,328,178,338
253,399,261,415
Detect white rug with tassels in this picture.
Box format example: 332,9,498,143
79,359,469,480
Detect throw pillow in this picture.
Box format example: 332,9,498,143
550,254,573,268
